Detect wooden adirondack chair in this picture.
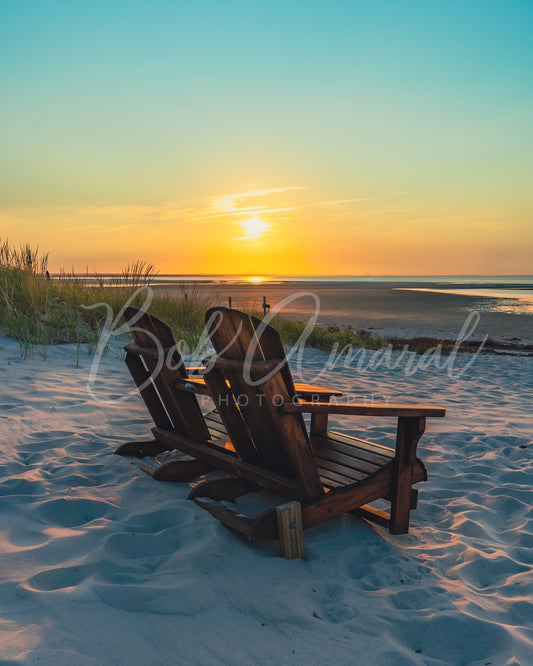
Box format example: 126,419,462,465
115,307,342,483
114,306,222,481
168,307,445,541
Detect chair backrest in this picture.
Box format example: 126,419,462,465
124,307,210,442
204,307,324,500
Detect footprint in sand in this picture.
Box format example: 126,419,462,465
0,398,24,410
92,577,216,615
388,584,455,612
316,583,356,623
449,551,530,590
46,470,110,488
0,477,45,497
101,530,179,560
27,430,79,442
25,565,88,591
37,497,115,527
124,506,194,533
387,612,512,664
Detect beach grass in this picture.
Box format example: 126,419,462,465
0,240,386,357
0,241,207,356
269,317,384,351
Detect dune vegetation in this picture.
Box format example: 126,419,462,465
0,240,207,358
0,240,385,359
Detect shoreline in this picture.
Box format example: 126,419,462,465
151,281,533,355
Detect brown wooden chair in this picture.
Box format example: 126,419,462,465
151,307,445,541
114,306,222,481
116,307,342,483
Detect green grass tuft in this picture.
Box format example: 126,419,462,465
0,240,209,356
270,318,385,351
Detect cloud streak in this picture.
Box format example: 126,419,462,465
210,186,305,214
0,186,373,237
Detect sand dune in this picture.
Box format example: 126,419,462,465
1,334,532,664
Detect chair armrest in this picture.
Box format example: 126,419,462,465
186,366,206,376
293,383,343,399
175,379,345,401
281,401,446,418
202,354,283,373
175,377,210,395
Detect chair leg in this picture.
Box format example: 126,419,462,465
389,500,410,535
276,502,305,560
389,416,425,534
114,439,171,458
150,459,214,482
352,504,390,528
189,475,258,501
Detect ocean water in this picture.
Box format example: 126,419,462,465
69,273,533,287
148,274,533,287
64,274,533,317
157,276,533,315
396,287,533,316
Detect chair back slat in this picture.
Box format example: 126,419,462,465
203,366,259,463
206,308,292,472
247,313,298,395
124,307,209,442
247,312,312,436
205,307,324,500
125,351,173,430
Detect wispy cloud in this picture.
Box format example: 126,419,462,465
209,206,295,218
0,186,373,238
211,186,305,214
309,197,369,207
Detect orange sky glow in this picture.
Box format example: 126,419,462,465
2,185,530,275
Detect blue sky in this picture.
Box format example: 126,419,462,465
1,0,532,273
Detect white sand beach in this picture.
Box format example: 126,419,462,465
1,334,532,665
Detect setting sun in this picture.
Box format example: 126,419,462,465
240,215,269,240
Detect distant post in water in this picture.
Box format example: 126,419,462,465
228,296,232,309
